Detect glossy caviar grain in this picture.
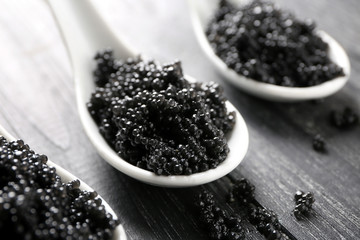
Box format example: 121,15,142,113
330,107,359,129
228,178,255,205
293,190,315,219
206,0,344,87
197,191,245,240
228,177,289,240
0,136,119,240
312,134,326,152
88,49,236,175
248,206,289,240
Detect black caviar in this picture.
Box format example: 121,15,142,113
88,49,236,175
312,134,326,152
248,206,289,240
330,107,359,129
293,190,315,219
206,0,344,87
0,136,119,240
196,191,245,240
227,177,289,240
228,178,255,205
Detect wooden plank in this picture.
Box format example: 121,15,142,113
0,0,359,239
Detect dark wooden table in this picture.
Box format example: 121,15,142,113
0,0,359,239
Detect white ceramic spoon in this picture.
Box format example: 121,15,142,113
0,124,127,240
46,0,249,187
188,0,351,102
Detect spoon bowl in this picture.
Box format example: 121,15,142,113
0,124,127,240
47,0,249,187
188,0,351,102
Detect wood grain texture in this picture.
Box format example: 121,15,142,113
0,0,359,239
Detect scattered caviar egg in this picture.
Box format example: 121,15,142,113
228,178,255,205
312,134,326,153
330,107,359,129
227,177,289,240
293,190,315,219
196,190,245,240
248,206,289,240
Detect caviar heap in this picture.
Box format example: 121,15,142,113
0,137,119,240
88,49,236,175
330,107,359,129
196,191,245,240
293,190,315,219
206,0,344,87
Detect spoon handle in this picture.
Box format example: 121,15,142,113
47,0,135,71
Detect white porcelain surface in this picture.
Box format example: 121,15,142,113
47,0,249,187
188,0,351,102
0,124,127,240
